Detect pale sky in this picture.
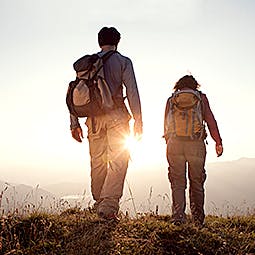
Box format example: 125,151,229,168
0,0,255,186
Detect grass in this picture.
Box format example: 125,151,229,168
1,208,255,255
1,184,255,254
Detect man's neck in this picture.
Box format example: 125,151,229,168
100,45,116,52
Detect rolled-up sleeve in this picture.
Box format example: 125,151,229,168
70,114,81,130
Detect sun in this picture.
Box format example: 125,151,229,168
124,135,140,154
122,116,167,168
123,131,166,167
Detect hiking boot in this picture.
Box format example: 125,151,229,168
171,213,186,226
194,221,204,228
98,212,119,222
171,218,186,226
192,216,204,228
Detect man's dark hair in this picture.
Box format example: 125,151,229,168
98,27,121,47
174,75,200,91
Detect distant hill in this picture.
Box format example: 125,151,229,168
1,158,255,216
205,157,255,215
117,157,255,216
43,182,87,198
40,158,255,216
0,181,57,214
42,182,91,208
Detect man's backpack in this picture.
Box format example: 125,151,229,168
164,89,206,140
66,50,115,118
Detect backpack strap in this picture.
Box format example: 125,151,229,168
199,91,205,120
101,50,116,62
90,50,116,133
89,50,116,80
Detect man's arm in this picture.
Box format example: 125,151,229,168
70,114,83,143
122,58,143,137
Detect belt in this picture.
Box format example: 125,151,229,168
174,134,204,141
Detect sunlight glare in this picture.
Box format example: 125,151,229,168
124,134,140,155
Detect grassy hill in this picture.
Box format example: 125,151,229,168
1,208,255,255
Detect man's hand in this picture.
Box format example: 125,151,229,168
134,120,143,140
216,144,223,157
71,127,84,143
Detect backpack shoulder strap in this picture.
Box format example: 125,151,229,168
198,91,206,120
92,50,116,80
100,50,116,62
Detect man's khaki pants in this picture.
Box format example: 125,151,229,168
86,109,130,217
166,138,207,224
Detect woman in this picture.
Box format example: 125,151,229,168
164,75,223,226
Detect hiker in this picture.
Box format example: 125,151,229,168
163,75,223,226
69,27,143,220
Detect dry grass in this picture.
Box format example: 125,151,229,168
1,208,255,255
1,183,255,254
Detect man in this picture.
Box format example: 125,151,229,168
164,75,223,226
69,27,143,220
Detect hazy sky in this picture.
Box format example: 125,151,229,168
1,0,255,186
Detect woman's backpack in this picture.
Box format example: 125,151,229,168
164,89,206,140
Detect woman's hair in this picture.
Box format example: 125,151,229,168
173,75,200,91
98,27,121,47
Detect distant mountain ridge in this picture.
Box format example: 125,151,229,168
205,157,255,214
1,158,255,215
0,181,57,214
43,182,87,198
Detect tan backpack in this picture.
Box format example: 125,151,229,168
164,89,206,140
66,50,115,119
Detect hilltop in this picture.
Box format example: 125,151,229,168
1,208,255,254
